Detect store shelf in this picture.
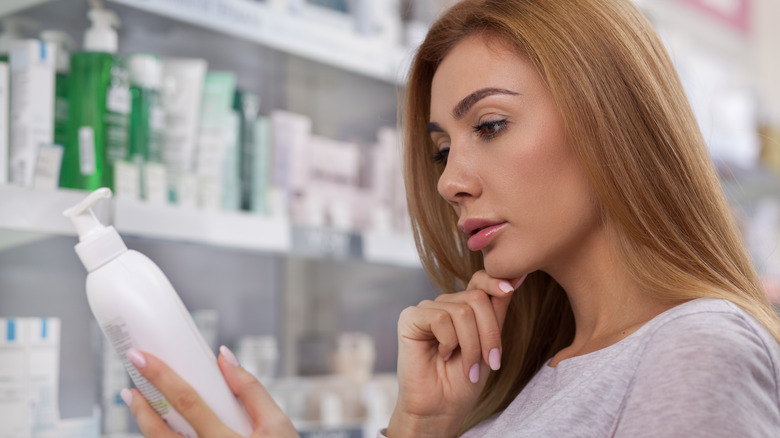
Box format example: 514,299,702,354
0,186,421,267
363,231,420,268
0,185,110,236
0,0,54,17
106,0,413,84
114,198,292,253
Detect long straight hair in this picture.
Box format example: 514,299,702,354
402,0,780,432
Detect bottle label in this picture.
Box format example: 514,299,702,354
107,85,131,115
78,126,96,175
102,318,172,416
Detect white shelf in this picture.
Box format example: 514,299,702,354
114,199,292,253
106,0,414,84
0,0,54,17
363,231,420,268
0,186,421,267
0,185,110,236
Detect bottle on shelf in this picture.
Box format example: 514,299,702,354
60,7,130,192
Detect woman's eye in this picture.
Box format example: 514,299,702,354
430,146,450,164
473,119,508,140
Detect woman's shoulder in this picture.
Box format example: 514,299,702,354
635,297,780,389
641,298,780,361
614,299,780,436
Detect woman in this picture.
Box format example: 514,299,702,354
122,0,780,436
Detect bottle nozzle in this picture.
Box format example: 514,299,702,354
63,188,112,241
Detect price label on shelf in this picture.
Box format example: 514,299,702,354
292,226,361,259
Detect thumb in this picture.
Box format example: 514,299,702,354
217,346,296,436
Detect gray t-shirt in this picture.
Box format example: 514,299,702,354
461,298,780,437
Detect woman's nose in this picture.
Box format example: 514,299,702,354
437,147,481,206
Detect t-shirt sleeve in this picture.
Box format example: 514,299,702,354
612,310,780,437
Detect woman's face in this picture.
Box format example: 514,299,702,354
429,34,602,280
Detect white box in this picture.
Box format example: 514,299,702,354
8,40,56,187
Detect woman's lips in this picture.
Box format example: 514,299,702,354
467,222,508,251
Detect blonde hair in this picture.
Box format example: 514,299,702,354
402,0,780,432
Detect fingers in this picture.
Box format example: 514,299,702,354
466,270,528,297
121,388,180,438
401,271,529,383
126,349,236,438
420,294,496,381
217,346,298,437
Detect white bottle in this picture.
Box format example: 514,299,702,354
63,188,253,437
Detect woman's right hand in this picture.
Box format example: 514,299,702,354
386,270,526,437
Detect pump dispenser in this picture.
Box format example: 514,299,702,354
84,8,118,53
64,188,253,437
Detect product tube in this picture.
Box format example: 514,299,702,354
8,39,56,187
195,71,236,210
160,57,207,204
64,188,253,437
0,60,8,185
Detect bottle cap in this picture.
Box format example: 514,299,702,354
63,188,127,272
128,53,162,89
84,8,120,53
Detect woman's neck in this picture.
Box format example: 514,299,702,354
546,227,678,367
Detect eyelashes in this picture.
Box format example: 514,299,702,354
429,118,508,164
473,119,508,140
430,147,450,164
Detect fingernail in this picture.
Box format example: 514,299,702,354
498,281,514,293
443,350,452,361
219,345,240,367
127,348,146,369
120,388,133,407
489,348,501,371
513,274,528,290
469,363,480,383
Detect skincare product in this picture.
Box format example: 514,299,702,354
250,116,272,215
270,110,312,217
233,90,260,211
8,39,56,187
195,71,236,210
33,144,63,190
40,30,74,150
127,52,166,202
64,188,252,438
221,111,241,211
0,317,62,437
160,57,207,203
60,8,129,191
0,60,7,185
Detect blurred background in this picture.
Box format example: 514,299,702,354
0,0,778,436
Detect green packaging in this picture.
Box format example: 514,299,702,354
60,52,130,190
127,53,165,201
59,8,129,191
233,90,260,211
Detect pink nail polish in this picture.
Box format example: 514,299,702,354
469,363,480,383
513,274,528,290
120,388,133,406
219,345,240,367
489,348,501,370
127,348,146,369
498,281,513,293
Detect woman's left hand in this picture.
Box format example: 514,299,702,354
122,346,299,437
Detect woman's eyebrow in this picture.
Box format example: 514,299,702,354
452,88,519,120
428,122,443,133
